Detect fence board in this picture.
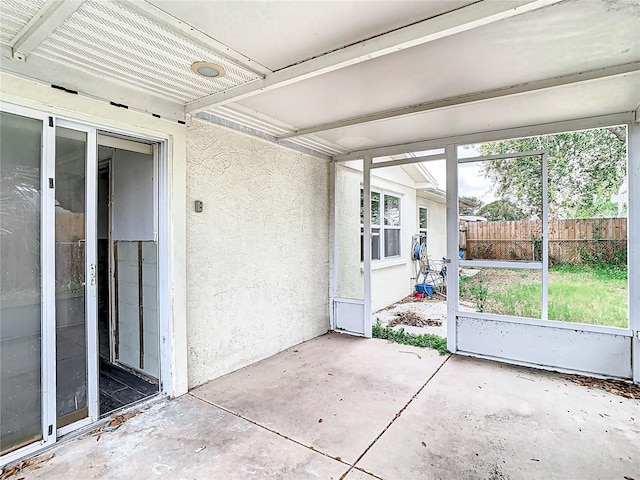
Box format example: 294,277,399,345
463,217,627,265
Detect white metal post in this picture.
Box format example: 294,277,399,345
445,144,459,352
42,115,56,444
329,159,336,330
363,156,373,338
541,153,549,321
156,139,173,396
85,127,99,421
628,122,640,384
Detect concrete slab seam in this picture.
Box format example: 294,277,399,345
188,393,353,473
341,354,453,480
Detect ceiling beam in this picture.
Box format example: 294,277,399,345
370,152,445,169
11,0,85,59
119,1,271,77
278,62,640,139
333,112,635,161
185,0,563,114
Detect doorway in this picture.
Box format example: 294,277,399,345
96,137,160,415
0,105,165,464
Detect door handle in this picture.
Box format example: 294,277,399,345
90,263,96,286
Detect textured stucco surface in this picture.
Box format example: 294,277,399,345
335,163,363,300
186,119,330,388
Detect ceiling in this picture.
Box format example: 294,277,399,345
1,0,638,159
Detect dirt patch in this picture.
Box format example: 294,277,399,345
387,311,442,328
382,295,424,309
382,294,446,310
562,374,640,400
460,269,539,300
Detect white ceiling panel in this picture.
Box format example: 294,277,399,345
1,0,637,155
0,0,47,45
313,73,640,151
30,0,261,104
146,0,474,71
237,0,640,130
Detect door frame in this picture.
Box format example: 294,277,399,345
330,158,372,337
0,101,172,466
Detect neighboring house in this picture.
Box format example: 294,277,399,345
336,157,482,311
336,159,446,311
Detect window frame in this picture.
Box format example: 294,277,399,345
361,188,402,261
418,206,428,246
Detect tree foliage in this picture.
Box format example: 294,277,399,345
479,127,626,219
459,195,482,215
477,199,525,221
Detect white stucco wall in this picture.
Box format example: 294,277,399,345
186,119,330,388
0,72,189,397
334,163,450,312
369,170,417,312
335,162,363,300
335,163,436,312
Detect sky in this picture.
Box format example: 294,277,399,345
418,145,498,207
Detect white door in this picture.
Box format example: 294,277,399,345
332,159,371,336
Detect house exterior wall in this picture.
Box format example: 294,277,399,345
0,72,189,397
417,194,447,260
369,170,417,312
185,119,330,388
335,162,363,300
335,163,448,312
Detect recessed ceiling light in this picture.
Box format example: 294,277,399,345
191,61,225,78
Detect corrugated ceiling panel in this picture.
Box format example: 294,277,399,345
206,105,348,156
0,0,47,45
33,0,261,103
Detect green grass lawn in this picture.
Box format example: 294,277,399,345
460,264,628,328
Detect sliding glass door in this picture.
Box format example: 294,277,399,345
0,108,98,461
0,112,45,456
55,126,97,429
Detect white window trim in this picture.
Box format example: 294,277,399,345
418,205,429,242
361,187,403,262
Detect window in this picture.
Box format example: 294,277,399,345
361,189,401,261
419,207,428,246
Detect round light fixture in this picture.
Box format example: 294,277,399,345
191,61,225,78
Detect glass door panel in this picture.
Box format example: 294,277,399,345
55,127,88,428
0,112,43,455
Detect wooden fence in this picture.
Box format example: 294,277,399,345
462,218,627,265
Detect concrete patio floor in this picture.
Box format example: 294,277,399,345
11,333,640,480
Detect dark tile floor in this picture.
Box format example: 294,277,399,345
99,358,158,415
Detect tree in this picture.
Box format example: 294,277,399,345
459,195,482,215
477,200,525,221
479,127,626,219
